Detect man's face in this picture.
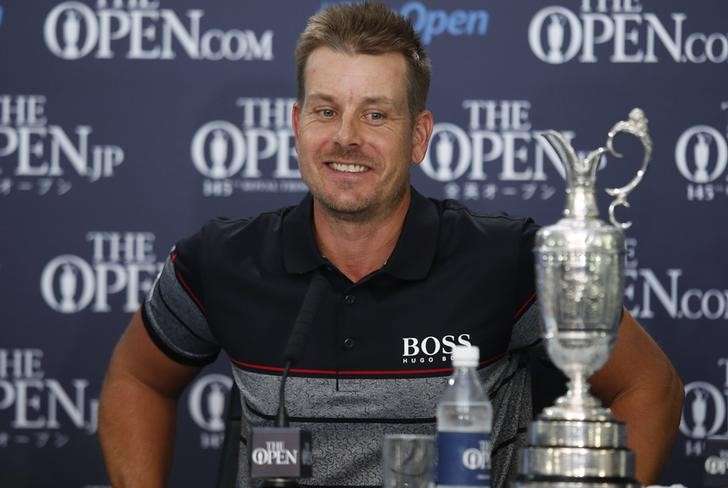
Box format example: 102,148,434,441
293,47,432,221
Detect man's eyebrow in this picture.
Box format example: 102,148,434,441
306,93,400,108
307,92,336,103
361,96,397,107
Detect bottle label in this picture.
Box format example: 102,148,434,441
436,431,491,487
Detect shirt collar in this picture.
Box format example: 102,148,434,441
282,188,440,281
281,193,326,274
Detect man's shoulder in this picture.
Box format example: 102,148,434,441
433,197,537,238
202,206,291,240
180,204,296,257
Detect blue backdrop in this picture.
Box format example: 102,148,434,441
2,1,727,486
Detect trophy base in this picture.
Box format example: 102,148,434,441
516,417,640,487
260,478,298,487
541,403,613,423
518,446,634,478
528,419,626,448
513,480,640,488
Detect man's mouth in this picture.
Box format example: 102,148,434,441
326,161,370,173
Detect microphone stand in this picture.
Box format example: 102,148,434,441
255,274,328,488
261,361,297,488
276,360,292,428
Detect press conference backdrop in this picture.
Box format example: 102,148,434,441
1,0,727,486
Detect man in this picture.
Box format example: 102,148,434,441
98,3,683,487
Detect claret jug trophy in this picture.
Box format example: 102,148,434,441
515,109,652,488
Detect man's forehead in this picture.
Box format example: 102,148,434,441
303,47,408,106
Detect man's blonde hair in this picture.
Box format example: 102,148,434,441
295,2,431,118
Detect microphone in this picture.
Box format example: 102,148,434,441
278,273,329,425
283,273,329,363
249,273,329,487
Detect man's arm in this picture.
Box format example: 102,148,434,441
589,310,684,485
99,310,201,488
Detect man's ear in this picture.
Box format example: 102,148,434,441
292,101,302,140
411,110,434,165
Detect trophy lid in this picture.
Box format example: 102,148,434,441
539,108,652,233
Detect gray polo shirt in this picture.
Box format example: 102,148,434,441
143,188,543,487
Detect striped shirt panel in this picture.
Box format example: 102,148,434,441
143,254,220,366
230,302,542,488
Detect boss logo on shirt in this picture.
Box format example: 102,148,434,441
401,334,471,364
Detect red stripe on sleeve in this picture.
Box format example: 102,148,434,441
170,250,206,315
513,292,536,321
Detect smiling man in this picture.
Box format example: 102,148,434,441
98,3,683,488
292,42,432,282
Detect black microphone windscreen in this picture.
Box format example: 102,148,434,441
283,273,329,363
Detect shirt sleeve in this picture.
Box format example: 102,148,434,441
508,217,542,351
141,228,220,366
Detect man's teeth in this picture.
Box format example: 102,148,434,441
330,162,368,173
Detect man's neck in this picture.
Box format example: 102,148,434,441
313,191,411,283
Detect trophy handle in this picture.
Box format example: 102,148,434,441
604,108,652,230
540,130,580,183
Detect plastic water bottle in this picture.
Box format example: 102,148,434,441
436,345,492,488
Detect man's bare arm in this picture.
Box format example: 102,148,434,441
589,310,684,485
99,309,201,487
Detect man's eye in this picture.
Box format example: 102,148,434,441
367,112,385,122
319,109,335,118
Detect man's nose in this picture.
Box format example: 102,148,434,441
333,113,362,147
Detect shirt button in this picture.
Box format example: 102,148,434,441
343,337,356,350
343,294,356,305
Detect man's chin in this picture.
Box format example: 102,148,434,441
324,202,373,221
310,185,409,222
315,194,377,221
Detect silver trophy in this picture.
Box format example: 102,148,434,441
515,109,652,488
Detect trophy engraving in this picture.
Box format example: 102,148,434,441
515,109,652,488
435,133,454,181
691,388,708,439
693,132,711,183
62,10,81,58
208,383,225,431
210,129,229,179
59,263,78,313
546,14,565,64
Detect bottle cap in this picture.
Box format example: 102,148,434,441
452,345,479,367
